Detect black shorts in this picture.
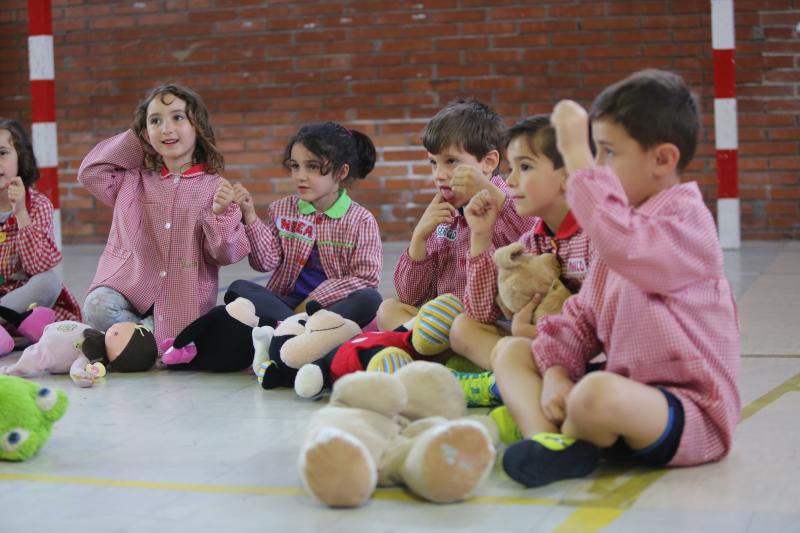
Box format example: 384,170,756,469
606,387,685,467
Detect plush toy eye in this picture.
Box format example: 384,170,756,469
298,320,307,326
1,428,30,453
36,387,57,411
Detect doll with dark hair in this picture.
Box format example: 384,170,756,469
0,320,156,387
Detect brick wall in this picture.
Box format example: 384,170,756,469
1,0,798,242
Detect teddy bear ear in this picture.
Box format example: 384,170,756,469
493,242,525,269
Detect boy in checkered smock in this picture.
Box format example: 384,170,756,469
377,99,535,354
225,122,382,329
494,70,740,488
0,118,81,356
78,85,250,354
446,116,594,408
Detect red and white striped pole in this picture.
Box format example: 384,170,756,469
27,0,61,249
711,0,740,249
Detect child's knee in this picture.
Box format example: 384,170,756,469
448,313,473,352
567,372,620,424
83,288,133,330
376,298,406,327
494,337,536,373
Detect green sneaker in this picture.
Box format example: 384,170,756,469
453,370,502,407
489,405,523,444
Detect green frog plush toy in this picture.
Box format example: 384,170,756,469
0,375,68,461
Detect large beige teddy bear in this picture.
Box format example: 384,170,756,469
298,361,497,507
494,242,573,323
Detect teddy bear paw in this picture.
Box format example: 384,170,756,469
299,427,377,508
405,420,495,503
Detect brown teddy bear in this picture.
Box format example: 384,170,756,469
493,242,573,324
299,361,498,507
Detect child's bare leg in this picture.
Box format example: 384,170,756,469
562,371,670,449
449,314,504,370
493,337,558,437
376,299,419,331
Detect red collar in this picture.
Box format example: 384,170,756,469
161,163,206,179
534,211,580,240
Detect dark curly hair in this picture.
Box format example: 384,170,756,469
0,118,40,188
282,122,376,188
131,84,224,174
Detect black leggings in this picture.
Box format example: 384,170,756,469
224,279,382,328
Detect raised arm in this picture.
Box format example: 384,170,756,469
77,130,144,207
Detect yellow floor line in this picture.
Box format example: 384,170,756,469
1,372,798,523
551,371,800,532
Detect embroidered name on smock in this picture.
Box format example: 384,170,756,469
277,216,316,241
435,225,457,241
566,257,588,278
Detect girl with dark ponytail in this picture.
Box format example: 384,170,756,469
226,122,383,330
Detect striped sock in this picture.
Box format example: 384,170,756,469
365,347,415,373
411,293,464,356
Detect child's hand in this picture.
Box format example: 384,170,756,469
412,192,456,242
510,294,542,338
540,365,574,426
464,189,498,237
233,183,257,225
451,165,491,202
8,177,27,215
550,100,593,173
212,178,234,215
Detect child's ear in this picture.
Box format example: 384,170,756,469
480,149,500,175
557,167,569,191
336,163,350,182
653,143,680,176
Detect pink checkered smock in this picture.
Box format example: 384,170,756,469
533,167,741,467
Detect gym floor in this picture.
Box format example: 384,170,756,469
1,241,798,532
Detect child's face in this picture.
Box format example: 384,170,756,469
289,142,343,212
0,129,19,192
145,94,197,171
506,135,566,218
591,118,659,207
427,145,492,209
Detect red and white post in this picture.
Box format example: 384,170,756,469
27,0,61,248
711,0,740,249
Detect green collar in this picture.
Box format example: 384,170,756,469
297,190,351,219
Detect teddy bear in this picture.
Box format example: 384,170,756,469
493,242,573,323
255,301,362,390
161,297,266,372
0,321,157,387
0,375,68,461
298,361,497,507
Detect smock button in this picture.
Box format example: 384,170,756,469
159,271,166,277
165,222,171,229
